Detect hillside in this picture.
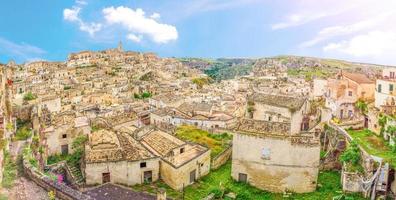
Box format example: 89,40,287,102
179,56,390,81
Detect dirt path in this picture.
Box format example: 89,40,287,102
2,141,50,200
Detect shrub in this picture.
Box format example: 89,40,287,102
340,140,363,172
2,151,17,188
141,92,152,98
23,92,37,101
15,127,32,140
48,191,56,200
209,188,223,198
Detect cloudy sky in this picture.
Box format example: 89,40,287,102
1,0,395,65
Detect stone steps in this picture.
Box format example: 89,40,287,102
66,164,85,185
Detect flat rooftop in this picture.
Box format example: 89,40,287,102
84,183,156,200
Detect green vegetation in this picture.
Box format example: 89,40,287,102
132,161,365,200
133,91,152,99
347,129,396,167
46,135,88,168
91,125,101,132
175,125,232,157
15,126,32,140
339,140,363,173
355,99,368,115
0,194,8,200
23,91,37,101
287,67,330,81
69,134,88,167
63,85,72,90
191,77,213,88
47,154,70,165
2,151,17,188
204,61,253,82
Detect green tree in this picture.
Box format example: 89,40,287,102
355,99,368,115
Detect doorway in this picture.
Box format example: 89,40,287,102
144,171,153,183
189,170,196,184
102,172,110,184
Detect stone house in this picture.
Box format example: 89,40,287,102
231,94,320,193
325,71,375,120
150,102,236,131
375,68,396,114
85,129,160,186
44,113,91,155
139,129,211,190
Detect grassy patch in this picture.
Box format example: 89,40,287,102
0,194,8,200
347,129,396,167
2,151,17,188
47,154,69,165
287,68,330,81
175,125,232,157
131,161,365,200
15,126,32,140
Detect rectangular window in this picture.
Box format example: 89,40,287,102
390,72,395,78
238,173,247,183
261,148,271,160
390,84,394,92
268,116,272,121
140,162,147,168
62,134,67,139
378,84,382,92
348,91,352,96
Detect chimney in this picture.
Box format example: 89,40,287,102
157,188,166,200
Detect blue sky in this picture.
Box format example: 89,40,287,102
1,0,396,65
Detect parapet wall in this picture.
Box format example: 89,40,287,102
23,155,92,200
211,145,232,170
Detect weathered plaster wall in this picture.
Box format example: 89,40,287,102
160,150,211,190
231,133,320,193
85,158,159,186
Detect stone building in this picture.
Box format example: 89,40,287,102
139,129,211,190
231,94,320,193
375,67,396,114
325,71,375,119
85,129,160,186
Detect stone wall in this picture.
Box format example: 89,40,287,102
211,145,232,170
23,154,92,200
339,120,365,130
341,170,363,193
231,132,320,193
160,150,211,190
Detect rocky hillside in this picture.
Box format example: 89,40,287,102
180,56,390,81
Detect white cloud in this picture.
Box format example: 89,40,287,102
0,37,46,62
76,0,87,5
150,13,161,20
63,3,102,36
300,11,396,48
127,34,143,43
103,6,178,44
273,0,396,64
272,13,329,30
63,7,81,22
323,31,396,57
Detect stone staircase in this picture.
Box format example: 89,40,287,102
66,164,84,186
